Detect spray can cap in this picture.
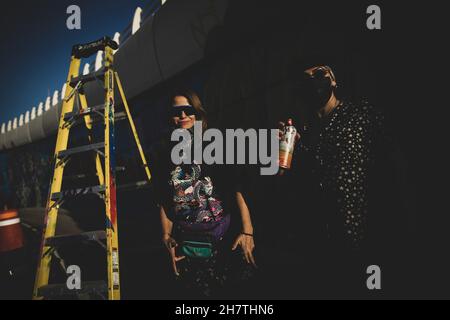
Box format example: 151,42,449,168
287,118,293,126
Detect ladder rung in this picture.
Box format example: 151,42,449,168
38,281,107,300
51,185,106,201
115,111,127,121
64,109,126,125
45,231,106,247
58,142,105,158
69,68,106,87
117,180,150,191
65,167,125,181
64,104,105,121
72,36,118,59
90,111,127,124
64,173,89,181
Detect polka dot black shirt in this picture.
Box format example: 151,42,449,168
299,100,386,249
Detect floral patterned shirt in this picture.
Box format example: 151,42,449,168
169,163,225,223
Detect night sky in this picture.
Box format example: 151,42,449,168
0,0,151,124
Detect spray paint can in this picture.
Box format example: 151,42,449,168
279,119,297,170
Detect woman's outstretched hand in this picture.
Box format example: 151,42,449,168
232,234,257,267
163,235,185,276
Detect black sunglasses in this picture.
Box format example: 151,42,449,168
170,105,197,118
297,68,330,87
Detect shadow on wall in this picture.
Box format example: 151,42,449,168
202,0,382,132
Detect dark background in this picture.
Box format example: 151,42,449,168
200,0,448,298
1,0,449,299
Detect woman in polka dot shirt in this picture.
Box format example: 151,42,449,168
280,64,388,251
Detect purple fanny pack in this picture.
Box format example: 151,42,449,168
175,214,231,243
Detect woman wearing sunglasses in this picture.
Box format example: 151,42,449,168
153,89,256,298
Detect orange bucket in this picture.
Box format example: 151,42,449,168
0,210,24,253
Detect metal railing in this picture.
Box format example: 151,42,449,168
87,0,164,73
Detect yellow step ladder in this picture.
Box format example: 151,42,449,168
33,36,151,300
